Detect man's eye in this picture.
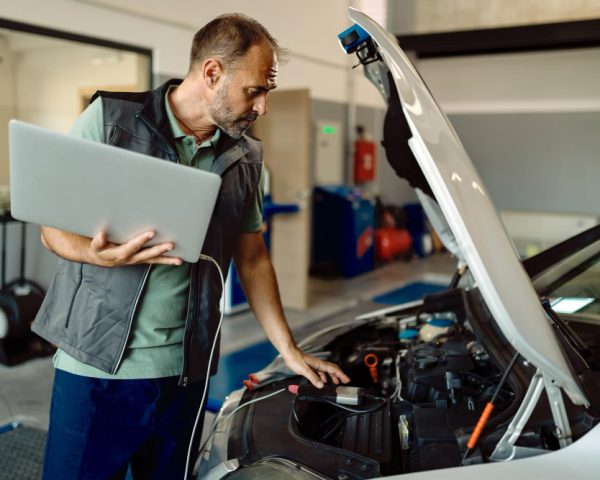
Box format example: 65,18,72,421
247,89,260,97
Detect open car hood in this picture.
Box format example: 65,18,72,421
346,8,587,405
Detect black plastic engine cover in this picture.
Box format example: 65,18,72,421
404,340,474,403
229,384,388,479
342,403,392,464
409,407,479,471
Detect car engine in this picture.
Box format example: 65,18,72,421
225,289,560,479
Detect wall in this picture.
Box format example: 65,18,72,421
0,0,189,80
14,43,142,133
415,46,600,216
382,1,600,212
0,0,384,108
417,48,600,114
390,0,600,34
311,99,417,208
0,36,15,189
355,104,417,206
450,112,599,215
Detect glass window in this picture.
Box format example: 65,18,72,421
534,237,600,319
0,22,151,188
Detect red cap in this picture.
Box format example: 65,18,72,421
288,384,299,395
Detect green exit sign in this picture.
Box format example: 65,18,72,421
321,125,337,135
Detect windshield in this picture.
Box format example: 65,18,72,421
533,236,600,321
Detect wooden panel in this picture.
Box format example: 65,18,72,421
253,89,311,310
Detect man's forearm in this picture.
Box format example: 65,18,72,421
234,233,351,388
236,253,297,356
40,226,94,263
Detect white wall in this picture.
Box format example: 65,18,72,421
14,43,141,133
390,0,600,34
0,36,15,187
417,48,600,114
0,0,385,108
386,0,600,217
0,0,189,77
414,48,600,217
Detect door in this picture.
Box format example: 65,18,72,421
253,89,311,310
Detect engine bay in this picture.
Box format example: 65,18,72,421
223,287,600,479
290,307,516,475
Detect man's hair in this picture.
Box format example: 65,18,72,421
189,13,286,72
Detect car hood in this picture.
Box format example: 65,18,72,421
347,7,587,406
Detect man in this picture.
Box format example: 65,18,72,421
34,14,349,479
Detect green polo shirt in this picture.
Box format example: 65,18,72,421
54,87,263,379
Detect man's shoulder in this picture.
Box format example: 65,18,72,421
239,134,263,164
90,79,183,107
242,133,262,152
91,89,151,106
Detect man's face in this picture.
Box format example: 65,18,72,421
209,42,278,139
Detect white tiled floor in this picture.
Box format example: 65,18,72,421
0,252,456,434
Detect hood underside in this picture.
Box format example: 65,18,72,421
347,7,587,406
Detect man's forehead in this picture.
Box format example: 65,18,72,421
244,58,278,88
266,65,278,87
229,42,279,87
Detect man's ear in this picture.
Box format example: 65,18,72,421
202,58,223,88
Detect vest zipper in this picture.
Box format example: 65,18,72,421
186,276,202,387
111,264,152,374
64,264,84,329
180,264,199,387
136,112,179,163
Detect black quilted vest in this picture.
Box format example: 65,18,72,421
32,79,263,385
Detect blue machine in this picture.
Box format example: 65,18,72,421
403,202,433,257
311,186,375,278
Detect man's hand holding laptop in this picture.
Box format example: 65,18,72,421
40,226,183,267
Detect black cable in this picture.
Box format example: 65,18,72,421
291,393,387,442
292,394,385,422
490,353,519,405
460,371,515,402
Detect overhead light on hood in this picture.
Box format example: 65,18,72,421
451,172,463,182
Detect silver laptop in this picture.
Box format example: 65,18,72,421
8,120,222,263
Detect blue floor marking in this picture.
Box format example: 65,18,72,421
0,422,17,435
207,341,277,412
372,281,447,305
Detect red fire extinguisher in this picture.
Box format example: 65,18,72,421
353,126,376,183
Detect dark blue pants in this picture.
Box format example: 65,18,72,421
42,369,207,480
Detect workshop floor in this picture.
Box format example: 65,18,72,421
0,252,455,475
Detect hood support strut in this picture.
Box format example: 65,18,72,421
491,369,573,461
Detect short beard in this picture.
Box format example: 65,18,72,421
209,82,258,139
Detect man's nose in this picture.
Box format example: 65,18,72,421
253,95,268,116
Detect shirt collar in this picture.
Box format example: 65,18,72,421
165,85,220,148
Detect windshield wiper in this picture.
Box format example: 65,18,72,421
542,298,591,373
